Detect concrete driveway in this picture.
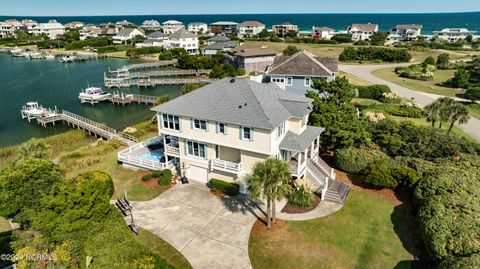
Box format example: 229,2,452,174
340,64,480,141
131,183,263,269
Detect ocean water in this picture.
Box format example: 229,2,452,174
0,53,181,147
1,12,480,34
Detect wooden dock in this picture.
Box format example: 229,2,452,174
131,69,209,79
109,93,159,106
31,110,138,146
136,78,216,87
109,60,178,74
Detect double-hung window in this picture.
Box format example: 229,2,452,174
242,127,252,140
277,122,285,139
304,77,311,87
217,122,227,134
286,77,293,86
186,141,206,158
162,114,180,131
193,119,207,131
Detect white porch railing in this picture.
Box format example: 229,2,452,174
210,159,242,175
165,144,180,155
117,136,174,170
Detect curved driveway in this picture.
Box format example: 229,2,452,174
340,64,480,141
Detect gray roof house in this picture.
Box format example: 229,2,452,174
388,24,423,41
226,44,278,74
267,50,338,95
207,35,231,44
202,40,239,57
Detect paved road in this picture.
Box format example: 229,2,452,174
340,64,480,141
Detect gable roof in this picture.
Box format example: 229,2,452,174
268,50,338,77
203,41,238,50
239,21,265,27
151,78,312,130
163,20,183,25
147,31,167,39
313,26,334,32
169,28,196,39
394,24,423,30
117,28,144,36
280,126,324,152
348,23,378,32
208,35,230,42
232,44,278,58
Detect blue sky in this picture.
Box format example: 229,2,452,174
1,0,480,16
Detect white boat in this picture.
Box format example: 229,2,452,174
59,56,76,63
79,86,111,104
9,47,23,54
29,51,45,59
20,102,47,121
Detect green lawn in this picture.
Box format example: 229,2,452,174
136,228,192,269
339,71,372,86
372,67,461,97
464,102,480,120
249,190,414,269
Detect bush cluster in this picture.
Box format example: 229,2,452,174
288,184,315,208
395,64,435,81
334,145,389,174
359,103,424,118
339,47,412,63
208,179,240,196
355,84,391,100
142,169,173,186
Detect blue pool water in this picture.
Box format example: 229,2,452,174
139,152,164,162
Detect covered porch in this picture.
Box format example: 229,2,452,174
209,144,242,176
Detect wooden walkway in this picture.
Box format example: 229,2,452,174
109,93,159,105
131,69,209,79
137,78,216,87
33,110,138,146
109,60,178,74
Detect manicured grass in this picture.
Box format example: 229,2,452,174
464,102,480,120
136,228,192,269
372,67,460,97
249,190,414,269
0,217,11,233
339,71,371,86
245,41,346,58
351,98,383,106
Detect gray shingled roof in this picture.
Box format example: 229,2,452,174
239,21,265,27
268,50,338,77
147,31,167,39
151,78,312,130
394,24,423,30
203,41,238,50
117,28,144,36
280,126,324,152
348,23,378,32
208,35,230,42
169,28,196,39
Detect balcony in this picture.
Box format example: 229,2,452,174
287,153,307,176
165,144,180,155
210,159,242,175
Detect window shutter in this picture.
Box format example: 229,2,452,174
239,126,243,140
250,128,254,141
224,124,228,135
215,122,219,134
203,144,208,160
184,140,188,155
205,121,209,132
158,114,163,129
178,116,183,132
190,118,194,129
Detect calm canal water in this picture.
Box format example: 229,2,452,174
0,53,181,147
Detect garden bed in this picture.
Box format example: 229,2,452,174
281,194,321,214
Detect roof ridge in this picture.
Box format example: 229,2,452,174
246,81,277,129
303,51,333,75
268,51,304,74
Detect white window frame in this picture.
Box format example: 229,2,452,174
304,77,311,87
218,122,226,134
193,119,207,131
162,114,180,131
277,122,285,139
286,77,293,86
186,141,206,158
242,127,252,141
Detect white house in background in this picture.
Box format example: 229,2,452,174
21,19,38,29
4,19,25,31
140,20,162,31
136,31,169,48
117,78,351,203
116,20,135,28
0,22,15,38
188,22,208,35
347,23,379,41
29,20,65,39
433,28,477,42
272,22,298,37
79,25,100,40
311,26,335,40
238,21,265,37
65,21,85,29
267,50,338,95
164,28,198,54
113,28,145,44
388,24,423,41
210,21,239,35
162,20,185,34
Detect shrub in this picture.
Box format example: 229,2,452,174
236,68,246,76
208,179,240,196
355,84,391,100
158,170,172,186
331,34,353,43
464,87,480,102
283,45,300,56
334,145,389,174
424,56,436,66
379,91,403,104
339,47,412,63
390,164,420,187
360,103,423,118
288,179,315,208
142,174,153,182
151,170,162,178
362,159,398,189
354,40,370,46
436,53,450,70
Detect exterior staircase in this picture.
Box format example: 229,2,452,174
306,157,351,204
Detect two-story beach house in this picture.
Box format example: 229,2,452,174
162,20,185,34
29,20,65,39
272,22,298,37
311,26,335,40
164,29,199,54
388,24,423,41
267,50,338,95
347,23,379,41
188,22,208,35
113,28,145,44
210,21,239,35
135,31,169,48
226,44,278,75
117,78,350,202
238,21,266,37
0,22,15,38
140,20,162,31
433,28,477,42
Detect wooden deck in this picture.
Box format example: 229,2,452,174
136,78,216,87
109,60,178,74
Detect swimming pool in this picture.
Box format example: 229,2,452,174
138,152,164,162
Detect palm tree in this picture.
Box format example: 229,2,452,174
424,102,441,129
437,97,455,129
247,158,293,229
447,103,470,134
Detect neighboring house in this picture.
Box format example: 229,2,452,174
227,44,278,74
0,21,17,37
388,24,423,41
79,25,100,40
136,31,168,48
96,25,119,37
207,35,230,45
116,20,135,28
164,28,198,54
21,19,38,29
210,21,239,35
118,78,343,199
238,21,265,37
272,22,298,37
65,21,85,29
311,26,335,39
113,28,145,44
433,28,477,42
29,20,65,39
188,22,208,35
140,20,162,31
202,40,239,57
347,23,379,41
162,20,185,34
4,19,25,31
267,50,338,95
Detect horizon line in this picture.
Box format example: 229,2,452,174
1,10,480,17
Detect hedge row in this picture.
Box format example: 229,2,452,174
355,84,391,100
339,47,412,63
208,178,240,196
334,145,389,174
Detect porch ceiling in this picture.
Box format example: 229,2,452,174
279,126,324,152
